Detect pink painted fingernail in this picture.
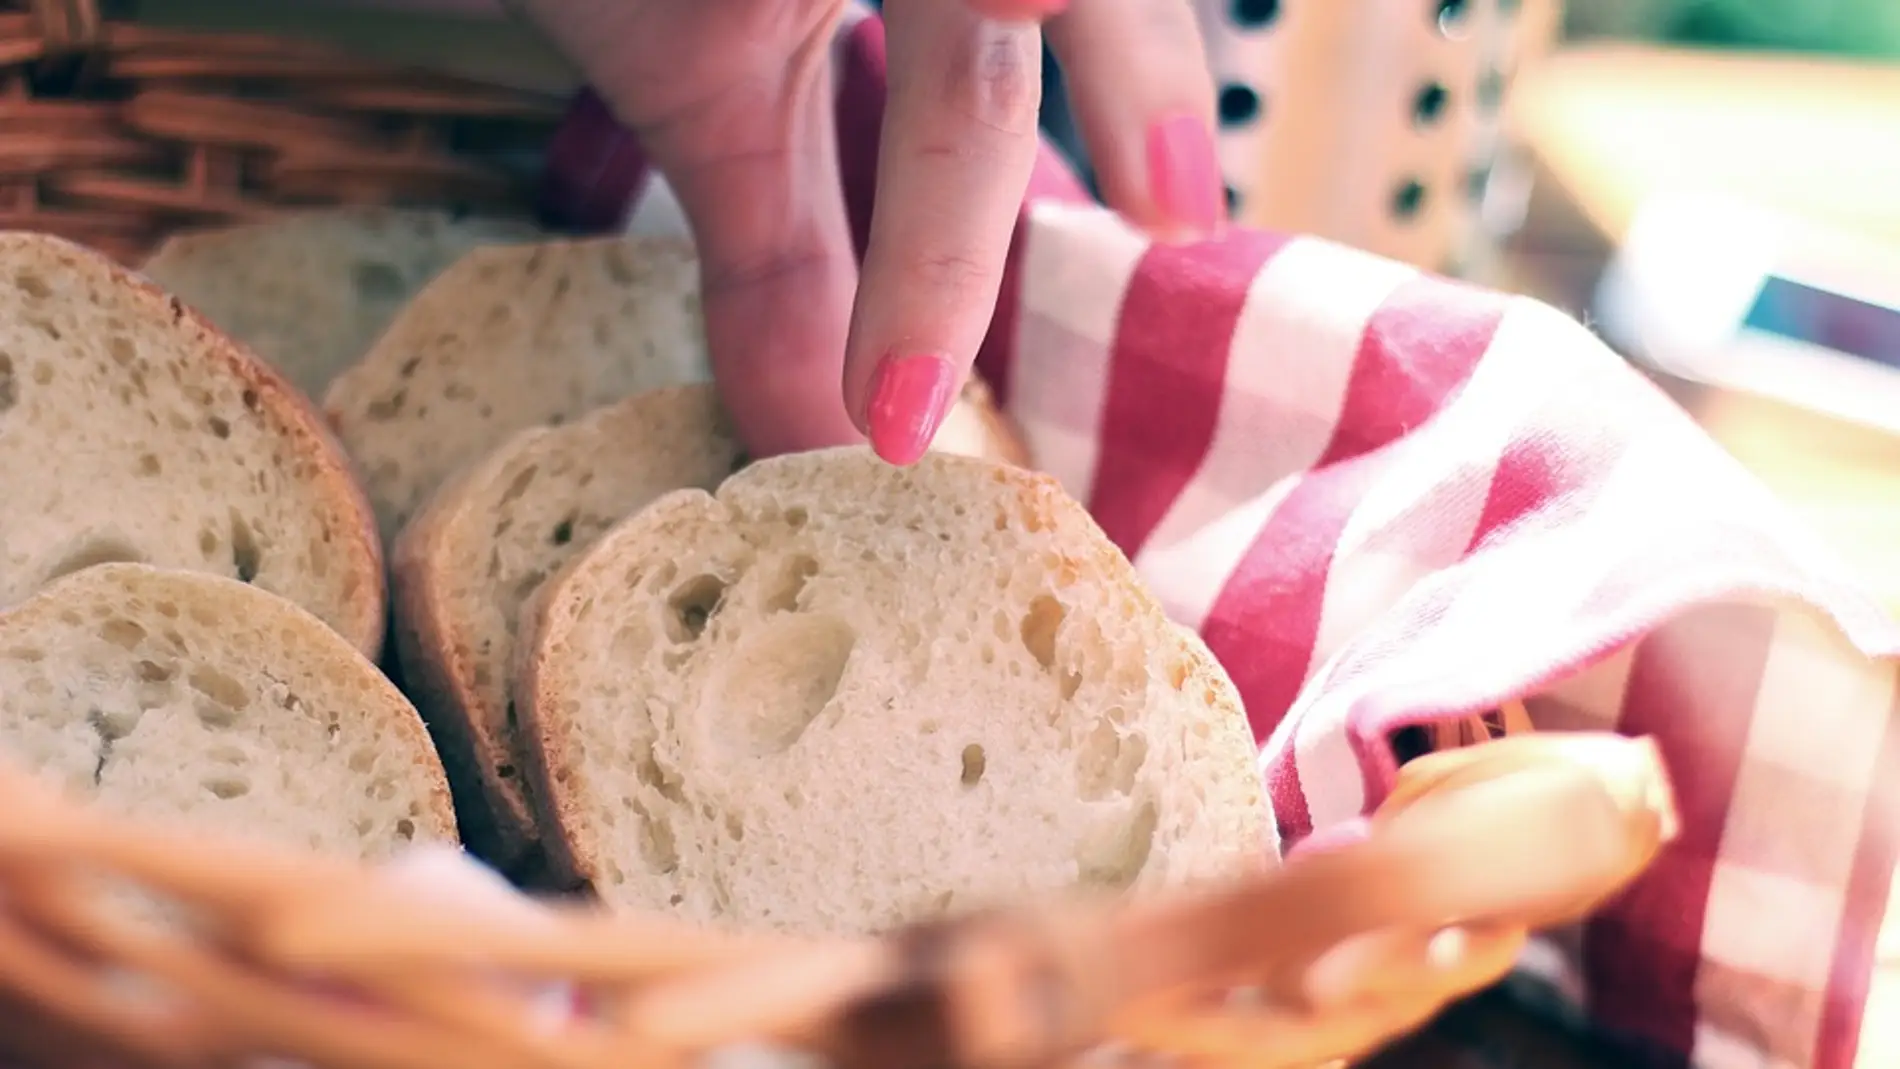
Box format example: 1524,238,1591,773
1146,113,1224,238
866,353,957,466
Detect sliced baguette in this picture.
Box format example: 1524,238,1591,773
392,385,745,869
322,235,711,541
0,231,384,657
141,208,539,401
0,564,456,857
393,382,1030,871
516,449,1268,935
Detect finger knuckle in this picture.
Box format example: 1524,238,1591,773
702,242,832,298
1142,0,1203,51
896,248,995,301
938,22,1042,138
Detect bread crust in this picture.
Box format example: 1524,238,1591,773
950,376,1031,468
390,469,541,869
141,208,540,400
0,563,456,847
510,499,714,892
0,232,385,659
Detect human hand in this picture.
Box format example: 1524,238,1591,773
517,0,1224,464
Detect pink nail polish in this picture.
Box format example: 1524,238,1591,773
1146,113,1224,238
866,353,957,466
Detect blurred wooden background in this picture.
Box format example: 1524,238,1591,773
1502,43,1900,1069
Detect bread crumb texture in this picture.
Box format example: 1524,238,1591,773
393,384,743,863
524,450,1269,936
143,208,540,400
0,231,381,654
0,564,455,858
322,235,711,541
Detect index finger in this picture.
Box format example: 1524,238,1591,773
845,0,1044,465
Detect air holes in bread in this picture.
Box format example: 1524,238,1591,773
711,614,854,759
204,776,250,800
86,708,124,785
46,538,145,585
634,751,685,805
765,555,819,614
228,510,261,583
352,261,405,300
189,665,247,714
100,618,145,650
0,352,14,412
1076,718,1148,801
1020,594,1063,668
551,517,575,546
666,574,727,642
634,802,680,875
960,743,986,787
1079,799,1158,892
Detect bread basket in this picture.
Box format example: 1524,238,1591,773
0,723,1677,1069
0,0,562,265
0,4,1681,1066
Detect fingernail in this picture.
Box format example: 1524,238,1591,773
866,353,957,466
1424,927,1469,970
1146,113,1223,238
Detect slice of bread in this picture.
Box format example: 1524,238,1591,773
0,564,456,858
516,449,1268,935
141,208,539,401
392,382,1029,872
321,235,711,541
0,231,385,657
392,385,745,869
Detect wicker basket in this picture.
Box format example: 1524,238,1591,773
0,5,1680,1066
0,0,561,264
0,727,1676,1069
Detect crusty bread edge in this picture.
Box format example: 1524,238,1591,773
388,437,556,871
20,233,388,659
511,488,721,894
955,376,1032,469
6,561,460,844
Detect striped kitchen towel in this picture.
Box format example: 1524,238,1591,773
537,9,1900,1067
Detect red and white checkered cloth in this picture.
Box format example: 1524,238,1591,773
537,8,1900,1067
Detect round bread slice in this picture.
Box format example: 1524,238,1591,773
142,207,540,401
322,235,711,542
516,449,1268,935
393,382,1032,873
0,231,384,657
392,385,745,871
0,564,456,858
